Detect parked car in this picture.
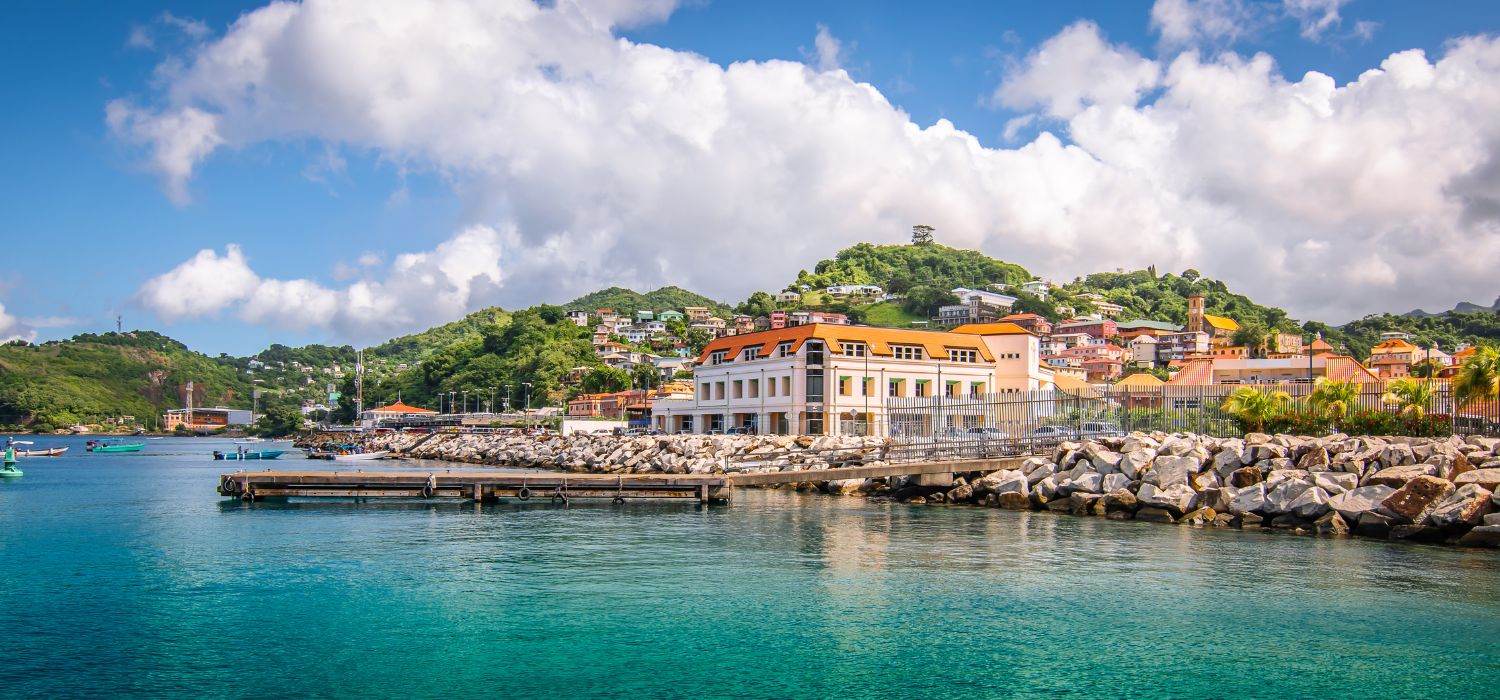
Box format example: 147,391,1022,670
1079,421,1124,438
967,427,1010,440
725,425,757,435
1028,425,1078,443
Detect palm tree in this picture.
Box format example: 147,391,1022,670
1382,377,1433,417
1307,377,1360,423
1221,386,1291,432
1454,346,1500,410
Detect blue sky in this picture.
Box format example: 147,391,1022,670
2,0,1498,356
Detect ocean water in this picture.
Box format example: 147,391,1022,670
1,435,1497,699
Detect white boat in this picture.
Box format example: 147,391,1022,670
234,437,265,444
17,447,67,457
329,450,389,462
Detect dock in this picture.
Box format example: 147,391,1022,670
218,457,1026,505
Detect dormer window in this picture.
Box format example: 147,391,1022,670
892,345,924,361
840,342,868,357
776,342,794,358
741,348,759,362
948,349,977,363
709,350,728,365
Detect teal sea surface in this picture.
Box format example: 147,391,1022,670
2,436,1498,698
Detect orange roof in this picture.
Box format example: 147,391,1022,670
1115,372,1165,388
1371,338,1417,353
1167,359,1214,386
368,401,436,414
696,323,997,364
1325,356,1382,383
1202,314,1240,331
998,313,1046,322
948,322,1035,336
1308,337,1334,351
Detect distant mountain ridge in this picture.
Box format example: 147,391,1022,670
1405,297,1500,317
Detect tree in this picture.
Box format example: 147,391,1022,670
736,291,777,318
685,328,714,355
1307,378,1359,424
253,404,303,437
911,224,934,245
535,304,565,324
581,367,631,394
1232,322,1269,357
902,285,960,316
631,362,660,390
1181,269,1201,282
1410,358,1442,378
1454,346,1500,409
1383,378,1433,417
1221,387,1291,432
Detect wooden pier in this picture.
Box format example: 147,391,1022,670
217,457,1027,505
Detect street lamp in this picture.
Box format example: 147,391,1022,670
462,390,468,415
489,386,496,415
522,383,533,427
449,391,456,416
504,384,512,413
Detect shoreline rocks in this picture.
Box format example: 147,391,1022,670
315,429,1500,548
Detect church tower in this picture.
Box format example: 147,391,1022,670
1186,293,1205,334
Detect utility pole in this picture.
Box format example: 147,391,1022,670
523,383,532,427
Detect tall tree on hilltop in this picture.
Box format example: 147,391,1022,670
911,224,934,245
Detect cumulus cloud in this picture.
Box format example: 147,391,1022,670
811,24,846,72
113,0,1500,333
135,227,508,339
1283,0,1350,40
1150,0,1263,46
0,302,35,344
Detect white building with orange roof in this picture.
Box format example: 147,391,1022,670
650,322,1051,436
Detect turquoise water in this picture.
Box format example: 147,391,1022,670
2,435,1498,698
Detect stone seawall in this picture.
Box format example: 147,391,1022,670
309,430,1500,547
310,432,894,474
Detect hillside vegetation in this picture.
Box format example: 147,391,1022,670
564,286,732,318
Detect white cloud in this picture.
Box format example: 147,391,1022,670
1150,0,1262,46
136,226,509,340
0,302,35,344
114,1,1500,333
994,22,1160,119
1283,0,1349,40
811,24,845,72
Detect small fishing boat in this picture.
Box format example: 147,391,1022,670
234,437,265,444
17,447,67,457
85,440,146,453
330,450,388,462
213,449,285,461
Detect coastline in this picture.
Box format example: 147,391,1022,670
317,430,1500,548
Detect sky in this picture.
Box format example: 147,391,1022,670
1,0,1499,356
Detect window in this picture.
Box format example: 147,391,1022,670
805,370,825,403
888,379,904,397
840,342,868,357
915,379,931,397
777,342,794,358
749,378,759,398
805,341,825,365
969,382,985,398
945,381,959,398
948,349,977,363
714,382,725,400
767,379,776,397
732,380,743,399
709,350,727,365
699,382,710,400
782,376,791,396
892,345,924,360
838,376,852,396
741,348,759,361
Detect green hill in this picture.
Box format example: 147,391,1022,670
365,306,511,364
564,286,732,318
0,331,259,430
792,242,1032,293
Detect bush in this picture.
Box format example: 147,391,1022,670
1263,411,1334,436
1261,409,1453,438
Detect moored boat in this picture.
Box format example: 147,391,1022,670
86,440,146,453
17,447,67,457
213,449,285,461
330,450,388,462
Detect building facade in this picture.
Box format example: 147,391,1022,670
650,323,1052,436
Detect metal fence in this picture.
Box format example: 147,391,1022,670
883,382,1500,455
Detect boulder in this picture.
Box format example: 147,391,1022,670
997,491,1031,510
945,479,974,503
1118,449,1155,480
1288,487,1332,520
1102,488,1139,512
1269,514,1309,530
1328,485,1397,522
1355,512,1396,539
1454,468,1500,491
1062,472,1103,495
1485,512,1500,526
1364,464,1439,488
1228,467,1264,488
826,478,865,496
1425,484,1493,529
1235,512,1264,528
1068,493,1101,516
1389,524,1448,543
1136,507,1176,523
1457,525,1500,547
1025,461,1058,485
1227,483,1267,515
1101,473,1131,494
1158,435,1196,456
1146,455,1197,489
1137,483,1197,515
1311,471,1358,495
1179,507,1216,526
994,473,1030,497
1211,442,1246,477
1263,479,1313,516
1034,477,1059,504
1312,511,1351,536
1091,451,1123,475
1105,510,1135,521
1298,446,1331,471
1380,476,1455,523
1121,435,1160,454
1197,487,1232,514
